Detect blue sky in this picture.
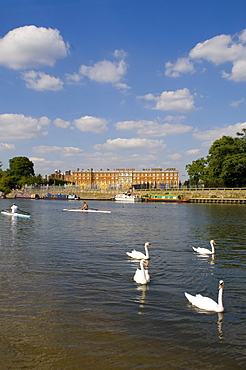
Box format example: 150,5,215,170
1,0,246,180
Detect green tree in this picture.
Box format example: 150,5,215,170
0,172,16,194
0,157,39,193
185,158,207,186
186,129,246,187
220,153,246,187
9,156,35,177
206,136,241,184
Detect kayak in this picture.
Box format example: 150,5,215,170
63,208,111,214
1,211,30,218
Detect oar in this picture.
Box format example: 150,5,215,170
18,209,30,215
1,208,30,214
74,207,98,210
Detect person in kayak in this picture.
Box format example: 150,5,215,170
11,203,18,213
81,202,89,210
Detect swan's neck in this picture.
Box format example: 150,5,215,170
144,245,149,258
210,241,215,253
140,261,147,278
218,287,223,307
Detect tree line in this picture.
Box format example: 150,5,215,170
186,129,246,187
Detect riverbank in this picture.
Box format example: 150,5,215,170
5,187,246,203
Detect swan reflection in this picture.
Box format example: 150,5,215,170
195,253,215,266
217,312,224,340
209,254,215,265
136,284,149,314
185,305,224,340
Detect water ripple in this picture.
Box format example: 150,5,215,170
0,200,245,368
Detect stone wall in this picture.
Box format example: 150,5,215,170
6,187,246,200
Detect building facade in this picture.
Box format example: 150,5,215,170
48,168,179,190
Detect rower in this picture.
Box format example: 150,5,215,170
11,203,18,213
81,201,89,210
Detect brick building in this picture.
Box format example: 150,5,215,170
48,168,179,190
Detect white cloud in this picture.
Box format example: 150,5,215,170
193,122,246,143
115,119,192,137
139,88,196,112
0,114,50,140
222,59,246,82
21,71,64,91
164,115,186,123
54,118,71,128
0,25,69,70
166,29,246,82
93,137,166,152
165,57,194,77
115,82,131,90
113,49,128,59
79,59,126,83
230,98,245,107
73,115,109,133
0,143,15,151
239,29,246,42
68,49,130,89
65,73,82,84
186,149,200,155
32,145,83,157
79,59,130,88
189,33,246,65
166,153,182,160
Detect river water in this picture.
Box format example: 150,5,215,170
0,199,245,369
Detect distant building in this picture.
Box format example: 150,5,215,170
47,170,72,181
48,168,179,190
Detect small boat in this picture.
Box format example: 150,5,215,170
63,208,111,214
1,211,30,218
15,193,39,199
147,194,190,202
115,193,142,202
67,194,80,200
43,193,68,200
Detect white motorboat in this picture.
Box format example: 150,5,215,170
114,193,142,202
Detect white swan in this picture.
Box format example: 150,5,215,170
126,242,152,259
192,240,216,254
184,280,224,312
133,260,150,285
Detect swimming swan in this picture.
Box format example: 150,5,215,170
184,280,224,312
126,242,152,259
192,240,216,254
133,260,150,285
